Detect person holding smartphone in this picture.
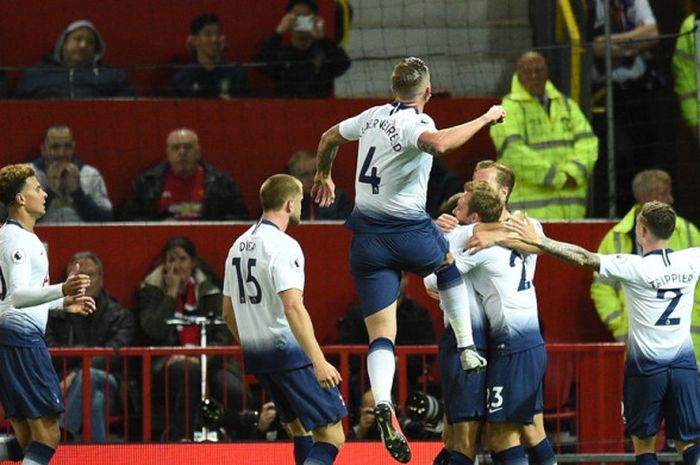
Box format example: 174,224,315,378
256,0,350,98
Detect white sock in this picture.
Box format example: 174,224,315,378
367,341,395,405
438,283,474,348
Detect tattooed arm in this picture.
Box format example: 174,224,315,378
312,125,350,208
505,215,601,271
417,105,506,157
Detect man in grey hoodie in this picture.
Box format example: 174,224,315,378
14,20,135,99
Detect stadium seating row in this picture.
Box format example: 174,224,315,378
0,0,335,95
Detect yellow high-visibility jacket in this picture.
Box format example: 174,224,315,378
490,75,598,220
591,205,700,362
672,13,698,129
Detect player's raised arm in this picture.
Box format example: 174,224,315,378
312,124,350,208
280,288,341,388
416,105,506,157
506,215,601,270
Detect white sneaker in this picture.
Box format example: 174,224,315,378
460,346,487,373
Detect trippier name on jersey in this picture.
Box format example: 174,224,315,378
648,272,695,289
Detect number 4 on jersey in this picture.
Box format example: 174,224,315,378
359,146,381,194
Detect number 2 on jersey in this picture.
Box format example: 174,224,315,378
231,257,261,304
655,288,681,326
0,266,6,301
359,146,381,194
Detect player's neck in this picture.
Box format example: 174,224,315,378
8,209,36,232
641,240,669,255
261,212,289,233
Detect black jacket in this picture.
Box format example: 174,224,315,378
46,289,136,374
120,160,250,221
171,62,249,99
256,33,350,98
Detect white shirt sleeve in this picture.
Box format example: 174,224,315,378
271,243,305,294
338,111,366,141
405,114,437,149
598,253,643,283
628,0,656,26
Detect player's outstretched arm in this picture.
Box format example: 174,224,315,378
506,216,601,271
63,263,90,296
280,288,342,388
312,124,351,208
222,296,240,343
417,105,506,157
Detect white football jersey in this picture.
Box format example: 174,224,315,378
223,220,310,373
0,220,56,338
451,223,544,353
339,102,437,219
598,248,700,375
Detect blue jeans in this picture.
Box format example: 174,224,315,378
60,368,119,442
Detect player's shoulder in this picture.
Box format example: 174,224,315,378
446,224,476,249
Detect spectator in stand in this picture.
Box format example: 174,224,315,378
288,149,352,220
14,20,135,99
490,50,598,220
120,128,249,221
426,159,462,219
46,252,136,443
672,9,700,140
350,390,380,440
591,170,700,365
0,69,6,98
31,124,113,223
257,0,351,98
590,0,669,214
137,236,246,441
172,13,249,99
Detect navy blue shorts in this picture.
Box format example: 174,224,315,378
349,222,449,316
623,368,700,441
0,344,64,420
439,326,486,424
486,345,545,424
255,365,347,432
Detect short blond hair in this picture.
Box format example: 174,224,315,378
260,174,302,212
638,201,676,240
464,180,503,223
0,164,35,206
391,57,430,102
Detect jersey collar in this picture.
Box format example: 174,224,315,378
643,248,674,257
5,219,25,230
259,219,280,230
391,101,419,114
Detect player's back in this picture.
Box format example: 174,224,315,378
451,224,543,352
224,221,309,373
339,103,436,220
0,220,52,338
599,248,700,374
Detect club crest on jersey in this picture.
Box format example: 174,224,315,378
11,249,25,264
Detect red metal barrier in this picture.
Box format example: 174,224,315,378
45,343,627,450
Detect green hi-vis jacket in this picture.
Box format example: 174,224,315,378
591,205,700,362
490,75,598,220
672,13,699,129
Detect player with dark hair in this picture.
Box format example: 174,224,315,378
0,163,95,464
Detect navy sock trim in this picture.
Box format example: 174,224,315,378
7,437,23,461
494,445,527,465
635,453,658,465
450,450,475,465
436,262,462,289
293,436,314,465
527,438,556,465
305,441,339,465
369,337,395,354
684,445,700,465
25,442,55,465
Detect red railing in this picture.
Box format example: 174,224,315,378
16,343,625,449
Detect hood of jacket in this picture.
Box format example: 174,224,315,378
52,20,106,66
